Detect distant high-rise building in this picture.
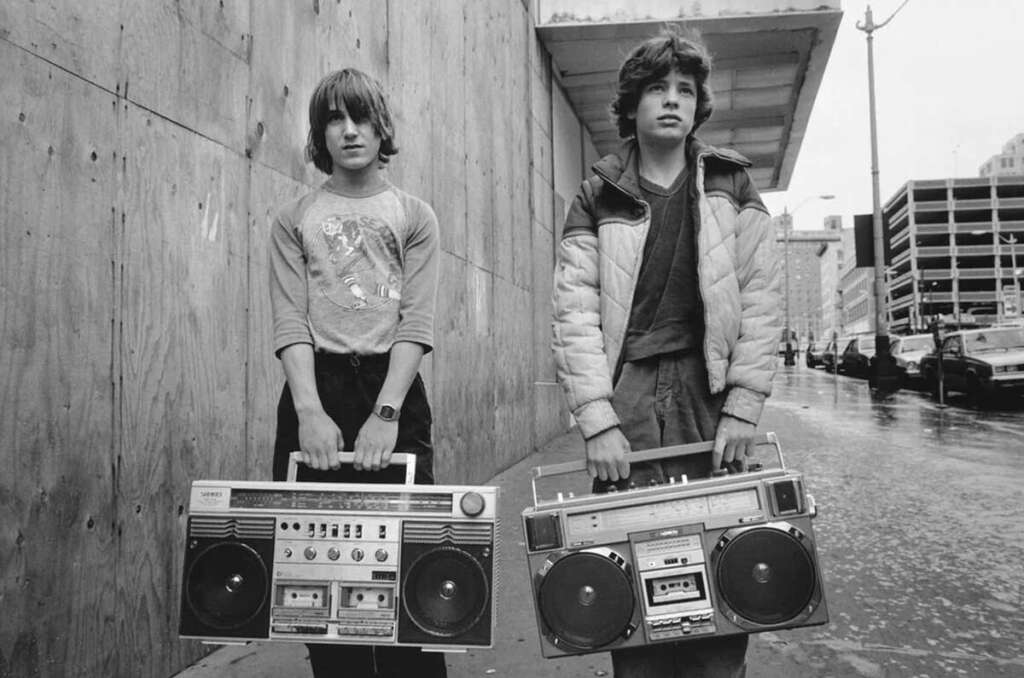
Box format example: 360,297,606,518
774,214,841,342
979,132,1024,178
818,215,845,334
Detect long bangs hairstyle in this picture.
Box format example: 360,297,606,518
306,68,398,173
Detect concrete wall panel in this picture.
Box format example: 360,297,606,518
120,0,250,152
462,0,496,275
493,279,534,469
0,0,120,92
245,164,310,475
0,42,119,678
116,105,250,676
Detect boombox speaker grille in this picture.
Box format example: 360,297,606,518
185,542,270,631
403,545,489,637
715,525,816,626
537,550,634,650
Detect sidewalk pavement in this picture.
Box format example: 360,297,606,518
174,426,808,678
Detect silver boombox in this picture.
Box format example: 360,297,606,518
178,453,498,652
522,434,828,657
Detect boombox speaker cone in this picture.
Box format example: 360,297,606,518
185,542,269,631
403,545,489,637
716,525,816,625
537,551,634,650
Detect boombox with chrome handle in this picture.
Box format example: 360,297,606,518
179,451,498,652
522,433,828,657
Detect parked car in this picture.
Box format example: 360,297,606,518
838,335,877,378
822,336,852,373
805,340,827,368
919,326,1024,404
889,333,937,387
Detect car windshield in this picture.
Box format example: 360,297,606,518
964,328,1024,352
900,336,934,352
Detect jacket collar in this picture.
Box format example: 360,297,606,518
591,137,752,201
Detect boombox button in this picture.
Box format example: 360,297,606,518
351,548,365,562
375,548,388,562
327,547,341,561
304,546,317,561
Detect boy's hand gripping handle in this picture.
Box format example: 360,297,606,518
529,432,783,506
286,451,417,484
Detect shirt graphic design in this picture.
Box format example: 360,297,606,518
316,213,402,311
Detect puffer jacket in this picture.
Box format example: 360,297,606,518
551,138,782,439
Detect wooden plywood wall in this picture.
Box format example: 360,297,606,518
0,0,567,676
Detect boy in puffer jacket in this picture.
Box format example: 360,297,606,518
551,27,782,678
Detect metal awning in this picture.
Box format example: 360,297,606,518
535,0,843,191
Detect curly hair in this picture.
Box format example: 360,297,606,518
610,27,714,139
306,68,398,174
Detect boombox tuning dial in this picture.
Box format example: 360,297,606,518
460,492,486,517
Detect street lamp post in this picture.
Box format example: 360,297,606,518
782,194,834,366
857,1,909,393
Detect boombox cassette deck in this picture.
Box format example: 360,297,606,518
522,434,828,657
179,453,497,652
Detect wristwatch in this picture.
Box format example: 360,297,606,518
373,403,401,422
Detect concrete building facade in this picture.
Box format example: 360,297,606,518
883,176,1024,332
818,215,845,336
979,132,1024,178
774,214,841,343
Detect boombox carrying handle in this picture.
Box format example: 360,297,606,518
530,432,783,506
286,451,417,484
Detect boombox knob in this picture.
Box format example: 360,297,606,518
351,547,365,562
375,548,389,562
304,546,317,561
460,492,486,517
328,547,341,561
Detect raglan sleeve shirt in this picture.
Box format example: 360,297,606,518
268,187,439,358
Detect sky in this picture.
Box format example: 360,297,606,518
760,0,1024,232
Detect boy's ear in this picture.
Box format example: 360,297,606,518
627,109,637,121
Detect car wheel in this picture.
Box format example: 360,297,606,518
966,375,986,409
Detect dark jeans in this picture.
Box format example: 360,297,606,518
273,351,446,678
597,351,747,678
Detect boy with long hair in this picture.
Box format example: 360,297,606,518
551,27,781,677
268,68,446,678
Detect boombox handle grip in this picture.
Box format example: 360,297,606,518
286,451,417,484
530,432,783,506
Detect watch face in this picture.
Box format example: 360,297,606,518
378,405,397,421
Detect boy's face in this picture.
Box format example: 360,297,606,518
324,104,382,173
630,68,697,148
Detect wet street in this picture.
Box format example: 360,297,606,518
752,364,1024,677
176,364,1024,678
